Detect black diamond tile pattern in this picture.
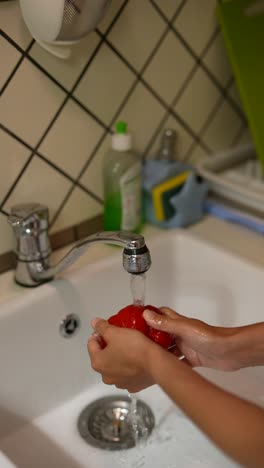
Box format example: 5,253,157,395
0,0,249,254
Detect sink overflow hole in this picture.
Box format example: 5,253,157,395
59,314,81,338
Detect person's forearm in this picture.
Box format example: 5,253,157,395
226,322,264,368
148,345,264,468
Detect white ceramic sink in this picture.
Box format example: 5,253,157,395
0,228,263,468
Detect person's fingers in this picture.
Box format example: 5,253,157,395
143,309,180,334
91,318,110,337
102,375,115,385
159,307,184,319
87,334,102,354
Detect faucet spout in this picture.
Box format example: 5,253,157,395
7,203,151,287
30,231,151,283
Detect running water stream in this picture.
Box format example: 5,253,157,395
130,273,146,307
128,273,149,447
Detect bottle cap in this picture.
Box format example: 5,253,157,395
112,121,132,151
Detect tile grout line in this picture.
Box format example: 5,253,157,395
0,208,9,217
141,26,221,160
99,34,211,154
0,123,103,210
1,31,109,131
0,38,35,96
0,1,130,214
163,13,246,122
2,0,222,173
51,0,213,223
50,0,188,227
231,122,249,148
70,0,200,181
49,72,142,228
48,0,132,227
184,83,232,161
184,76,238,162
0,0,247,228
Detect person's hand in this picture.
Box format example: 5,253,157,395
143,307,240,371
87,318,159,393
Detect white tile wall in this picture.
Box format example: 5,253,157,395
0,0,247,257
175,0,218,55
108,0,166,71
74,43,135,125
175,67,220,134
203,31,233,86
29,33,100,92
51,187,102,233
0,60,65,146
0,129,29,203
4,157,72,220
0,213,14,256
39,99,104,178
0,36,21,89
143,30,194,105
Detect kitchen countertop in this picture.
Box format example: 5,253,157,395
0,215,263,305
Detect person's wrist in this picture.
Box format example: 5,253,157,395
139,338,163,380
224,324,264,368
216,325,263,370
144,339,182,381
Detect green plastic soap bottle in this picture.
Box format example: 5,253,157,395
103,121,143,233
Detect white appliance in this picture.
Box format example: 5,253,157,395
19,0,111,59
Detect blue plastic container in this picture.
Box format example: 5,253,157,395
142,160,208,228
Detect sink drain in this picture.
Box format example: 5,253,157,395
77,395,155,450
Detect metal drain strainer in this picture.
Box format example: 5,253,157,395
77,395,155,450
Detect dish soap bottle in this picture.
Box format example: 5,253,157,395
103,121,143,233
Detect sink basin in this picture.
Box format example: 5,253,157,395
0,228,263,467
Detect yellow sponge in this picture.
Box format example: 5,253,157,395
152,171,190,221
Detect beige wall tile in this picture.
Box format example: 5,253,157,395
0,59,65,147
0,129,30,203
0,2,32,49
4,157,72,220
108,0,166,71
175,67,220,133
153,0,183,20
29,33,100,91
203,101,242,152
74,43,135,126
175,0,218,55
51,187,102,233
0,0,246,257
143,31,194,106
188,144,208,166
237,128,253,146
39,99,104,178
80,135,110,199
203,32,232,86
228,82,244,112
114,82,165,154
0,37,21,89
0,213,14,256
98,0,125,33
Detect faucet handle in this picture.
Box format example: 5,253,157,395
8,203,49,230
8,203,51,262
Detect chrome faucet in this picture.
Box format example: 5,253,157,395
8,203,151,287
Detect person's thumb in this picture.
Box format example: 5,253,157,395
91,318,109,337
143,309,179,334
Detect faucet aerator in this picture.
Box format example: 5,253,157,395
123,245,151,275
